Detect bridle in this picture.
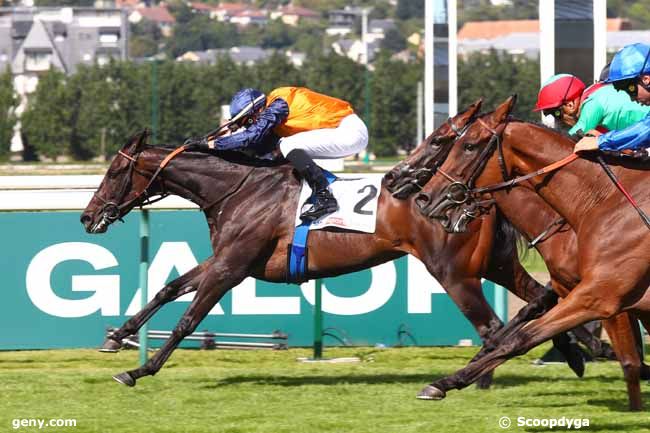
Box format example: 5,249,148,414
433,117,511,211
429,116,579,230
93,145,187,225
386,115,476,198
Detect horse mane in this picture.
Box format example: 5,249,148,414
509,118,579,143
149,144,290,168
493,208,529,264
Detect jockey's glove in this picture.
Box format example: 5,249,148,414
183,136,212,151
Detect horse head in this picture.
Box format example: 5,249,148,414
384,99,483,199
417,95,517,233
81,129,158,233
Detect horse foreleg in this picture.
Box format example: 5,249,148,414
601,314,643,411
100,260,208,352
443,278,502,390
112,255,247,387
418,287,616,404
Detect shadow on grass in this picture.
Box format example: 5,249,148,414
206,373,435,388
206,372,579,389
586,397,650,412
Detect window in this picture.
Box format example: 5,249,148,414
25,51,52,71
99,33,119,44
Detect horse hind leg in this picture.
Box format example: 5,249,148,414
100,260,208,352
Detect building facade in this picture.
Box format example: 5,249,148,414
0,7,128,153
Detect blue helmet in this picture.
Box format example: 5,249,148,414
229,88,266,123
606,43,650,83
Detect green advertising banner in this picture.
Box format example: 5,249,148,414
0,210,504,350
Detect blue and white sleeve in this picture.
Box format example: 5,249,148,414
215,98,289,151
598,115,650,151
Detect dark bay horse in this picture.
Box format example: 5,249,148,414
81,103,581,389
417,96,650,410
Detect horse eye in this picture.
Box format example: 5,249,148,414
464,142,476,152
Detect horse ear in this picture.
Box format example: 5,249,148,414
123,129,150,153
493,95,517,123
467,98,483,118
136,128,150,151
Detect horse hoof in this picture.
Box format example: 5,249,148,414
99,338,122,353
113,372,136,387
416,385,446,400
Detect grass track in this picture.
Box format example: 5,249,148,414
1,345,649,433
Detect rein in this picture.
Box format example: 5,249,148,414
472,153,579,195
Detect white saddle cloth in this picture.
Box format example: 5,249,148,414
294,176,382,233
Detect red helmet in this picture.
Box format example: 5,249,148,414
534,74,586,112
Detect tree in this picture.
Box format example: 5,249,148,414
302,53,366,113
0,68,16,159
458,50,539,122
369,52,422,156
459,0,538,26
396,0,424,21
67,61,150,159
241,20,296,49
381,28,407,53
250,52,303,93
21,69,73,160
129,35,159,58
166,18,240,58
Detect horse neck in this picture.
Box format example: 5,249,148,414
140,148,261,209
492,122,612,230
492,186,566,260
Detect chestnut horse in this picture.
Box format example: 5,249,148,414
386,100,649,409
81,102,582,389
418,96,650,410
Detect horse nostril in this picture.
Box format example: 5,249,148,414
80,214,92,225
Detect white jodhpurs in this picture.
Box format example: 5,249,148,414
279,114,368,159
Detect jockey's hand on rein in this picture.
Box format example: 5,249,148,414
573,135,599,153
183,136,214,151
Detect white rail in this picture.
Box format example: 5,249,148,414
0,173,382,211
0,175,197,210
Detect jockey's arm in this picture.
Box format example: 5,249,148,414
597,114,650,151
569,100,604,136
212,98,289,151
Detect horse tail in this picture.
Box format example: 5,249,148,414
493,208,528,264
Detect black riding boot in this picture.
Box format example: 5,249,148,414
286,149,338,222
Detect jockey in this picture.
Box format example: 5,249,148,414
195,87,368,222
575,43,650,152
534,72,649,136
